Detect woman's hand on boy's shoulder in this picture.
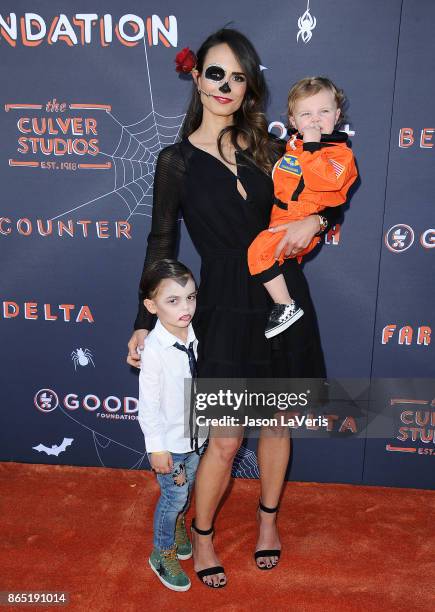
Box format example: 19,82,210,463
150,451,173,474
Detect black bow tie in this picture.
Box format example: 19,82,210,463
173,341,199,453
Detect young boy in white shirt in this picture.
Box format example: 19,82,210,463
137,259,206,592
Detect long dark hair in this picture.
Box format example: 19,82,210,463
181,28,279,173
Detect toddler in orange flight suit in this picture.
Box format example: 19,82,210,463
248,77,358,338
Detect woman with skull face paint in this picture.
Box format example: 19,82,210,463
127,29,340,587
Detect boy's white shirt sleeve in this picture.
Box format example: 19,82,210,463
138,342,166,453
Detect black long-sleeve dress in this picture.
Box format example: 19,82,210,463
134,138,331,379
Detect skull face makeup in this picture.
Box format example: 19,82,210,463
194,44,248,117
203,63,246,94
204,64,226,82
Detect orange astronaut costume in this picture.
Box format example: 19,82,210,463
248,130,358,276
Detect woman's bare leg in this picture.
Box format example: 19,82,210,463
192,427,243,587
256,424,291,568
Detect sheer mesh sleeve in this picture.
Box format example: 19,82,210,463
133,145,186,330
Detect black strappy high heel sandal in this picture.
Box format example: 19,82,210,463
191,518,226,588
254,500,281,570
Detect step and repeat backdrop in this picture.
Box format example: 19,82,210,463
0,0,433,488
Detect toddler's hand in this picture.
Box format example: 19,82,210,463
302,125,321,143
150,451,173,474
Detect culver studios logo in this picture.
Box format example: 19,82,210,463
385,224,434,253
386,397,435,457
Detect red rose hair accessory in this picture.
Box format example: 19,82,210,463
175,47,197,74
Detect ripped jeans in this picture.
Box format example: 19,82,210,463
150,449,201,550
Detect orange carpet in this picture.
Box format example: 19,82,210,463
1,462,434,612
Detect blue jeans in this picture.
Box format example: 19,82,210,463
150,450,201,550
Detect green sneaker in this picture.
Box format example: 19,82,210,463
175,515,192,560
149,546,191,591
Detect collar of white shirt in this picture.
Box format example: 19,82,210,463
153,318,196,349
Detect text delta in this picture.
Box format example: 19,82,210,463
3,302,94,323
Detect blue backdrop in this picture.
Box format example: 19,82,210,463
0,0,433,489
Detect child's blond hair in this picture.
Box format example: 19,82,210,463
287,76,346,126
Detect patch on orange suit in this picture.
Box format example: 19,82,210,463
277,154,302,176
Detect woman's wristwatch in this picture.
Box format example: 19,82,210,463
315,214,329,236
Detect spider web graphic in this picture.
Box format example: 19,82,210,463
101,107,185,221
50,37,185,222
57,402,149,470
232,445,260,479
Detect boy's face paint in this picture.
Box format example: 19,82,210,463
143,277,197,339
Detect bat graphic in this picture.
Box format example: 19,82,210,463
32,438,74,456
